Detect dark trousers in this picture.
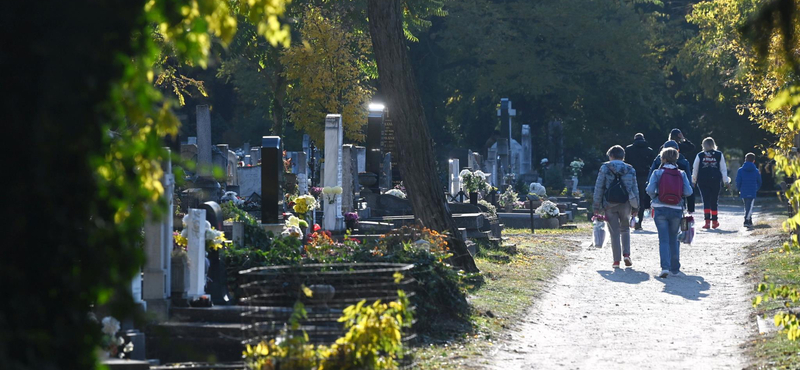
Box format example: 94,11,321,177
698,182,721,221
687,189,696,213
743,198,755,221
635,177,650,225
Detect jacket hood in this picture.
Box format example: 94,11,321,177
605,160,632,174
741,161,758,172
632,139,651,148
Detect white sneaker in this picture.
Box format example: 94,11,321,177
659,270,669,278
671,271,684,277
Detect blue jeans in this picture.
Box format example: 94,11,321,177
654,207,682,273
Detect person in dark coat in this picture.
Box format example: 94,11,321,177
668,129,697,213
625,133,656,230
736,153,762,227
648,141,691,180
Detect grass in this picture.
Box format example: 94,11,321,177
412,231,586,369
744,199,800,370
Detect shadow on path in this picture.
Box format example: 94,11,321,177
632,230,658,235
657,274,710,300
597,268,650,284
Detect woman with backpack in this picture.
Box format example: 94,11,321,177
692,137,731,229
647,148,694,278
592,145,639,268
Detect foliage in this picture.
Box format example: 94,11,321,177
544,166,565,192
243,291,413,370
280,5,375,144
478,200,497,217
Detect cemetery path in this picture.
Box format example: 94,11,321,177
487,204,760,370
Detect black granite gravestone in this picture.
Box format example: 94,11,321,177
366,110,384,187
261,137,284,224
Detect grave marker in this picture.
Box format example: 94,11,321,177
186,208,207,299
261,137,283,224
196,105,212,177
521,124,532,175
323,115,344,231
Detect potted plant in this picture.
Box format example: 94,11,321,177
498,185,519,213
344,212,359,230
535,200,561,229
460,169,489,205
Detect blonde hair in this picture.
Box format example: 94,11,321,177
661,148,679,165
702,137,717,151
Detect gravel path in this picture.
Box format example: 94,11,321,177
489,204,758,369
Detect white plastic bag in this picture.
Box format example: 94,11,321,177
629,216,638,229
593,219,606,247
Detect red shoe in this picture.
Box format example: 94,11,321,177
612,261,620,268
702,220,711,229
712,221,720,229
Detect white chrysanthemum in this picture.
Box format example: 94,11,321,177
385,189,406,199
459,169,472,178
123,341,134,353
101,317,120,336
529,182,547,197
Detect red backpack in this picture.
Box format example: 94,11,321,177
658,168,684,205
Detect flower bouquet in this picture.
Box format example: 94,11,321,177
535,200,560,219
570,159,585,177
179,215,225,252
528,182,547,198
221,191,244,207
498,185,519,211
293,194,318,220
591,214,607,247
344,212,359,229
322,186,342,204
459,169,489,194
98,316,134,359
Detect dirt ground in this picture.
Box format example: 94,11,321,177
487,203,770,369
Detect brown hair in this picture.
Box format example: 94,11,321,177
702,137,717,151
660,148,679,165
745,152,756,162
606,145,625,160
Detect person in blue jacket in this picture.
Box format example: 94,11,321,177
736,153,762,227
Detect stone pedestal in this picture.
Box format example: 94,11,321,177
323,115,344,231
449,159,460,195
186,209,207,299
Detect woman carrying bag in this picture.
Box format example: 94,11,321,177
647,148,693,278
692,137,730,229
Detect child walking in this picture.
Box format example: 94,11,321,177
736,153,762,227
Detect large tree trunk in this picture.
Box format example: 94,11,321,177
367,0,479,273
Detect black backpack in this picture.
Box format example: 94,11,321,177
604,167,629,204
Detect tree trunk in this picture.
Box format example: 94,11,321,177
367,0,479,273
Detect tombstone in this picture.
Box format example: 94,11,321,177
521,124,533,175
196,105,212,177
355,146,366,172
486,147,498,186
202,201,228,305
143,149,175,317
243,142,251,154
186,208,207,299
366,108,384,192
297,151,309,195
380,153,392,190
323,114,344,231
341,145,356,213
449,159,461,195
243,154,252,166
181,144,198,165
250,147,261,165
261,137,283,224
468,151,482,171
448,149,470,171
213,144,229,182
188,136,197,145
226,150,239,187
497,98,516,176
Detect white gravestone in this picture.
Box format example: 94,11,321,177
143,149,175,303
355,146,366,173
186,208,207,299
323,115,344,231
449,159,460,195
486,147,498,186
521,124,532,175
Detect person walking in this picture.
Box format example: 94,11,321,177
670,129,697,213
736,153,762,227
625,133,656,230
647,148,693,278
648,140,691,180
692,137,731,229
593,145,640,268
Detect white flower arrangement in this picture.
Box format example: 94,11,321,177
528,182,547,197
569,159,585,177
221,191,244,206
180,215,225,251
99,316,133,358
535,200,560,219
321,186,343,204
459,169,489,193
102,317,120,336
281,225,303,239
385,188,406,199
284,215,309,229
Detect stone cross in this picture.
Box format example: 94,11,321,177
323,114,344,231
449,158,461,195
261,137,283,224
186,208,207,299
496,98,516,176
143,149,175,307
196,105,212,177
521,124,532,175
